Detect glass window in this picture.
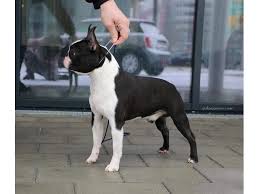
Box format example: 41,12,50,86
18,0,195,105
200,0,243,104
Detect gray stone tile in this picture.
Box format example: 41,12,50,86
76,182,169,194
141,154,220,168
173,145,240,157
16,127,40,136
16,154,68,168
15,167,35,183
71,154,146,167
15,183,74,194
194,167,243,186
207,155,243,168
127,135,187,145
42,127,90,136
163,182,243,194
69,135,131,145
37,167,123,183
104,144,160,155
16,144,38,153
120,167,208,183
39,144,107,154
16,135,67,144
127,135,216,146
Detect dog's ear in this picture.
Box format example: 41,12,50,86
86,25,99,52
88,24,92,34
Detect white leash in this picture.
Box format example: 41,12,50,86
99,40,115,64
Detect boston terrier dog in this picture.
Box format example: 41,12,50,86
63,25,198,172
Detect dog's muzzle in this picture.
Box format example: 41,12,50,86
63,56,71,69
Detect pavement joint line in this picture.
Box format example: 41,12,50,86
161,182,172,194
125,136,133,145
192,166,213,183
206,155,225,168
67,154,72,167
200,131,212,138
137,154,149,167
226,146,243,156
72,182,77,194
33,168,39,184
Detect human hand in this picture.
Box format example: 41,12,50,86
100,0,129,45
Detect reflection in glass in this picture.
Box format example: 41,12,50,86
201,0,243,104
19,0,195,103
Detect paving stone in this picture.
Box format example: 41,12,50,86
39,144,107,154
141,154,220,168
15,167,35,183
16,127,40,136
15,135,67,144
71,154,146,167
163,182,243,194
15,183,74,194
120,167,208,183
127,135,186,145
16,154,68,168
16,144,38,153
69,135,131,145
194,167,243,186
76,182,169,194
37,167,123,183
104,144,160,155
207,155,243,168
42,127,90,136
16,116,41,122
172,145,240,157
127,135,216,146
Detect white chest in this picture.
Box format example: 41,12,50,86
88,60,119,118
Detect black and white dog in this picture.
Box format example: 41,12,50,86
64,25,198,172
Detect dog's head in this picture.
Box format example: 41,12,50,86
63,25,111,74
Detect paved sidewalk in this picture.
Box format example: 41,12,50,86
16,112,243,194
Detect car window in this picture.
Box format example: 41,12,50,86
129,22,143,33
140,22,160,34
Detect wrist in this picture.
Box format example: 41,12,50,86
100,0,115,10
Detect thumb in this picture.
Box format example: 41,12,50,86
107,24,118,43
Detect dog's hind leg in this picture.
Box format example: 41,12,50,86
171,113,198,163
155,117,170,154
86,113,105,164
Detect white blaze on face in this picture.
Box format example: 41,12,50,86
63,56,71,69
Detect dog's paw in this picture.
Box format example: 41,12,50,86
158,148,169,154
187,157,195,164
105,163,119,172
85,154,98,164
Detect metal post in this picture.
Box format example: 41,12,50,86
191,0,205,111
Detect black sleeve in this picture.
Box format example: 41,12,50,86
85,0,110,9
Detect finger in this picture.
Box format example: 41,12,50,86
114,27,129,45
106,23,119,43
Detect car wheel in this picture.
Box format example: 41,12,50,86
120,53,142,75
144,65,164,76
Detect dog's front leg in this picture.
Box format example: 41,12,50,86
105,119,123,172
86,113,104,164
